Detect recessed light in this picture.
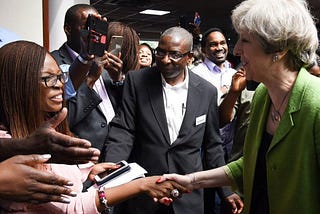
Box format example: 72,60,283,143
139,9,170,16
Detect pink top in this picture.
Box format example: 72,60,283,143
0,163,99,213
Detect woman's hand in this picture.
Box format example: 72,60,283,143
157,173,194,190
105,52,124,82
137,176,189,204
87,162,120,181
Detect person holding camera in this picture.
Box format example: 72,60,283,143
0,40,187,213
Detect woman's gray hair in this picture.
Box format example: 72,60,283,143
231,0,319,70
160,27,193,51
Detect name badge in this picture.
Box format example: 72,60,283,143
196,114,206,126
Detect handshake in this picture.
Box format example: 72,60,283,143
151,170,243,214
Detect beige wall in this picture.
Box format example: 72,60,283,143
0,0,43,45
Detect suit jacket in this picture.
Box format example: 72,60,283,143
105,67,230,214
227,68,320,214
51,43,73,65
51,44,122,160
68,71,122,159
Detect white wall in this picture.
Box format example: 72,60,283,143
0,0,90,49
49,0,89,51
0,0,43,45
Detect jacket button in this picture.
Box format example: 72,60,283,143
101,122,106,128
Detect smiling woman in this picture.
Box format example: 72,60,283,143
39,55,66,114
0,41,71,138
0,40,187,213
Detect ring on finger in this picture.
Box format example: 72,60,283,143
171,189,180,198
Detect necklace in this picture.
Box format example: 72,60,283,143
271,91,290,123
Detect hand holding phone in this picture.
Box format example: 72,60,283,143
94,160,130,186
86,14,108,56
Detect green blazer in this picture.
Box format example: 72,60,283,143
226,68,320,214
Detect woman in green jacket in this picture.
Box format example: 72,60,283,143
159,0,320,213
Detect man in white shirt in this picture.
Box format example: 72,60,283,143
192,28,237,103
104,26,241,214
192,28,238,158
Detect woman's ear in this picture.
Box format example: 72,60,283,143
275,49,288,61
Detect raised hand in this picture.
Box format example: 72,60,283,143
105,52,124,82
0,154,76,203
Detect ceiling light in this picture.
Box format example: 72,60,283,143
139,9,170,16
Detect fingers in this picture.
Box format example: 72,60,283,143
158,197,173,206
33,168,74,188
12,154,52,167
49,146,100,164
156,174,176,183
235,198,244,213
28,193,72,204
170,181,189,194
225,194,244,214
106,53,123,71
26,182,76,204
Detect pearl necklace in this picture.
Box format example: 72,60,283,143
271,91,290,123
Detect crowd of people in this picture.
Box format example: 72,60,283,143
0,0,319,213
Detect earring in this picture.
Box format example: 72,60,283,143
272,55,279,63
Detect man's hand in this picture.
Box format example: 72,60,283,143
0,154,76,203
24,108,100,164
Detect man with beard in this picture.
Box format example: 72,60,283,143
192,28,237,103
191,28,239,213
104,26,241,214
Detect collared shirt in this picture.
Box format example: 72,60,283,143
65,44,78,61
93,76,115,123
59,64,76,100
162,68,189,144
60,44,78,99
192,58,237,103
192,58,237,156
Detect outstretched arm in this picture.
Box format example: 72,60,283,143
95,176,188,212
159,166,244,213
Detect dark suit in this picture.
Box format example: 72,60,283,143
67,72,122,158
51,44,122,160
51,43,73,65
105,66,231,214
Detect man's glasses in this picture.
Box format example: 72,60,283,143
40,73,68,87
154,48,190,61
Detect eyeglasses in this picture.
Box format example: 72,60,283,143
40,73,68,87
154,48,190,61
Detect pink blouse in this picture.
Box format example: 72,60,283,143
0,163,100,213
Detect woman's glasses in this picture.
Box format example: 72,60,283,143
40,73,68,87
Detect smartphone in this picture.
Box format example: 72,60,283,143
108,35,123,56
94,160,130,186
86,14,108,56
